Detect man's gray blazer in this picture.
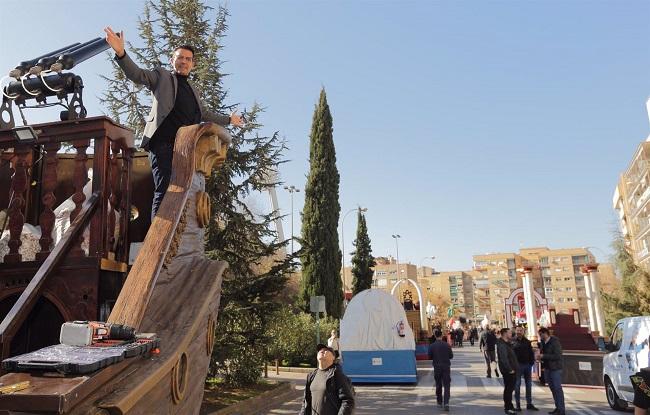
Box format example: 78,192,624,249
115,52,231,149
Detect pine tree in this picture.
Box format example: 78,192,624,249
602,233,650,333
300,89,343,319
99,0,290,386
351,211,375,296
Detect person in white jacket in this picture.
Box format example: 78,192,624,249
327,330,340,359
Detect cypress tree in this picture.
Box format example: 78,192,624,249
351,211,375,296
300,88,343,319
99,0,291,386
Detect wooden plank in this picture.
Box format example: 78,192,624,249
107,123,226,329
0,192,100,361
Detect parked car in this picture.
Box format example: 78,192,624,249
603,316,650,411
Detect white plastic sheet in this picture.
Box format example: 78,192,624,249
340,289,415,351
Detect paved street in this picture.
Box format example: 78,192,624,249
267,345,623,415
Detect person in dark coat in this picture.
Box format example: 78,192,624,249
512,326,539,411
497,328,519,415
428,329,454,411
470,326,479,346
299,344,355,415
538,327,565,415
480,328,500,378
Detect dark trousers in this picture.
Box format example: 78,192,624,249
502,371,516,410
546,369,565,413
483,350,498,376
148,140,174,220
515,363,532,407
433,366,451,405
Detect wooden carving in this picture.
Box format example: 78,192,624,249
194,125,229,177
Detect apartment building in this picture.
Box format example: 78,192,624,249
613,108,650,270
341,247,616,328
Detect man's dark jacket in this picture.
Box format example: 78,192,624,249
496,338,519,375
512,336,535,365
115,52,231,149
480,331,497,351
299,363,355,415
428,338,454,368
540,336,564,371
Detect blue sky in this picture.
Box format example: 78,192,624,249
1,1,649,271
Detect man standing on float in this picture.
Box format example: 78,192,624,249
104,27,244,219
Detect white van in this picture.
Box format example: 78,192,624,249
603,316,650,410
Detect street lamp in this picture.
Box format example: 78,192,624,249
391,234,401,280
283,185,300,256
341,206,367,293
419,256,436,278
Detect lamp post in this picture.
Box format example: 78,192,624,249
391,234,401,284
283,185,300,256
419,256,436,278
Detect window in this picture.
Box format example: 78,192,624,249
376,271,387,276
610,323,623,351
545,287,553,293
378,279,387,287
492,271,498,275
563,267,569,272
566,298,575,302
564,277,572,281
499,270,505,275
555,268,562,272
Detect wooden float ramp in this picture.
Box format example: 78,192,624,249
0,122,231,414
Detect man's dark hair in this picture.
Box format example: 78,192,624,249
434,329,442,338
173,44,195,57
500,328,510,336
538,327,550,335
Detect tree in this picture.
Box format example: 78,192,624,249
351,211,375,296
602,233,650,333
299,89,343,319
100,0,291,386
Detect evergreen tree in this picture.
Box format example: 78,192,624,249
99,0,291,386
351,211,375,296
602,233,650,333
300,89,343,319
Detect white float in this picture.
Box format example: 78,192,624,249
340,289,417,383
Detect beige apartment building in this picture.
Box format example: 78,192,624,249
341,247,617,328
613,104,650,271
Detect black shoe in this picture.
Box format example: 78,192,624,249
515,408,522,412
437,402,443,408
505,410,516,415
527,404,539,411
548,410,558,415
444,405,450,411
487,374,492,378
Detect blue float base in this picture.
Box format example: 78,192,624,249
341,350,417,383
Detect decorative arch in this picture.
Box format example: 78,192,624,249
391,279,427,333
504,287,548,328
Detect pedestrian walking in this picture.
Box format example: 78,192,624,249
470,326,478,346
457,327,464,347
497,328,518,415
327,329,340,359
512,326,539,411
537,327,565,415
480,328,500,378
428,329,454,412
299,344,355,415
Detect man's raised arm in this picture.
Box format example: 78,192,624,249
103,26,160,90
